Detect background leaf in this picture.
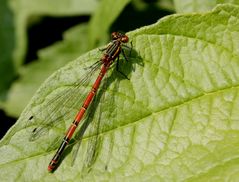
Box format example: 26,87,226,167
1,4,239,181
174,0,239,12
0,0,16,101
88,0,131,48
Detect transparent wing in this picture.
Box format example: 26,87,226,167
69,93,102,168
70,78,107,169
69,72,120,173
26,60,102,142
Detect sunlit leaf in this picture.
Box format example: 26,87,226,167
1,4,239,181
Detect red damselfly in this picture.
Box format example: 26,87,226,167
29,32,130,172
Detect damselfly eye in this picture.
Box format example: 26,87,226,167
121,35,129,43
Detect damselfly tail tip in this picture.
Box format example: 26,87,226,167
48,160,57,172
48,165,54,172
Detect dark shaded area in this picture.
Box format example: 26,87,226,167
0,110,16,139
143,0,158,2
111,2,173,33
25,15,90,64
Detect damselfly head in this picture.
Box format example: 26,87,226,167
111,32,129,43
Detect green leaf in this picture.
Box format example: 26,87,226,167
1,3,239,181
88,0,131,48
174,0,239,13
